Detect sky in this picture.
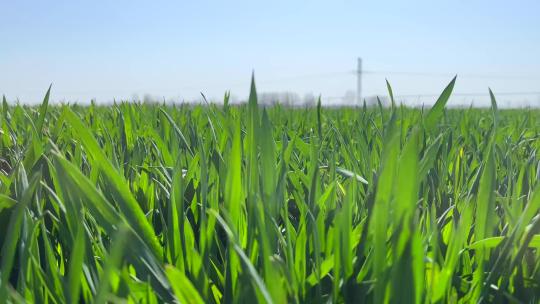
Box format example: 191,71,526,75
1,0,539,106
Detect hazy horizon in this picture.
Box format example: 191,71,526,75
1,1,539,106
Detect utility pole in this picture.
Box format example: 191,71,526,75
357,57,362,105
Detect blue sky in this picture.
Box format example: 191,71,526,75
1,0,539,106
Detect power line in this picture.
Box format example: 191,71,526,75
363,70,540,80
324,91,540,101
324,69,540,80
249,68,540,82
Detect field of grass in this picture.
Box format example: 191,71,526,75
1,78,540,303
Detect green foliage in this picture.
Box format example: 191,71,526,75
1,78,540,303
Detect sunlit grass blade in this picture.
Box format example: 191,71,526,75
424,76,456,130
62,109,162,256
